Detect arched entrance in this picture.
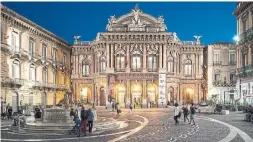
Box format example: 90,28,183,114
147,83,157,108
168,87,174,104
80,87,91,104
12,92,18,112
131,83,142,108
116,83,126,108
100,87,106,106
183,87,194,104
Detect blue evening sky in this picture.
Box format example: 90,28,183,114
2,2,236,45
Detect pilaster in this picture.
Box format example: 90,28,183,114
126,44,130,72
143,44,147,73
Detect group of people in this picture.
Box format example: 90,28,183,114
174,103,196,125
70,106,94,137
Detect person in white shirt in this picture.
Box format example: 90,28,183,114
174,103,180,125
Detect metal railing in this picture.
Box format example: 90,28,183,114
116,69,125,72
213,61,222,66
239,27,253,42
148,68,158,72
131,68,142,72
229,61,237,65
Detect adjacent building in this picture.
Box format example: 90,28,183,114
207,42,237,104
1,4,71,112
233,2,253,105
71,6,207,108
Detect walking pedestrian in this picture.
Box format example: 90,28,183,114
87,109,94,133
112,102,115,112
78,106,88,137
7,106,12,120
174,103,180,125
129,103,133,114
182,104,189,123
189,103,196,125
134,102,136,109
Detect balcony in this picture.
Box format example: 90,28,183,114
116,68,125,72
229,61,237,66
213,61,222,66
237,64,253,78
1,77,13,86
148,68,158,72
131,68,142,72
238,27,253,44
212,80,236,87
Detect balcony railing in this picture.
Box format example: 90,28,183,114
116,68,125,72
238,27,253,43
13,78,24,86
213,61,222,66
213,80,236,87
237,64,253,78
148,68,158,72
9,46,20,54
131,68,142,72
229,61,236,65
181,41,197,45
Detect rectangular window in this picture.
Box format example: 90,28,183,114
132,56,141,71
167,61,173,72
53,49,57,61
214,54,220,62
243,19,248,32
83,65,89,75
42,44,47,59
63,54,66,66
214,74,220,81
29,38,35,56
42,70,47,83
12,64,15,78
229,53,236,65
11,32,19,52
230,74,235,81
185,65,192,75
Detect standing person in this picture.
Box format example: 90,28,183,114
189,103,196,125
87,109,94,133
112,102,115,112
116,103,120,115
129,103,133,114
174,103,180,125
134,102,136,109
78,106,88,137
182,104,189,123
7,106,12,120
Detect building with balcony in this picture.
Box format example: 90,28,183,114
1,4,71,112
233,2,253,105
71,6,207,108
207,43,237,104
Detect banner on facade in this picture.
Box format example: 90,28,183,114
107,74,115,102
159,74,166,104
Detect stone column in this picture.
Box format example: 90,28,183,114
126,44,130,72
159,44,162,69
111,44,114,69
249,11,252,30
143,44,147,73
106,44,110,68
92,83,95,105
142,80,147,108
249,47,252,64
163,44,167,69
126,80,130,106
237,49,239,68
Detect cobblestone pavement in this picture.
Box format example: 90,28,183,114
1,109,252,142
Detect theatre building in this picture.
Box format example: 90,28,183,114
71,6,207,108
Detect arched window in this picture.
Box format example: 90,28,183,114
116,50,125,72
53,70,57,84
12,59,20,79
29,63,36,81
132,50,141,72
42,67,48,83
167,56,174,73
148,52,157,72
184,59,192,76
82,60,89,76
100,57,106,73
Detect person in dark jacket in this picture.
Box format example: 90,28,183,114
182,104,189,122
87,109,94,133
78,106,88,137
7,106,12,120
189,103,196,125
70,108,76,117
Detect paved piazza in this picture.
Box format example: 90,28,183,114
1,108,253,142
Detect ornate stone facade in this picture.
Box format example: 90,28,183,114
233,2,253,105
1,4,71,112
207,43,237,104
71,6,206,108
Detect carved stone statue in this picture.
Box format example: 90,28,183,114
194,35,201,45
96,33,101,41
110,15,116,24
